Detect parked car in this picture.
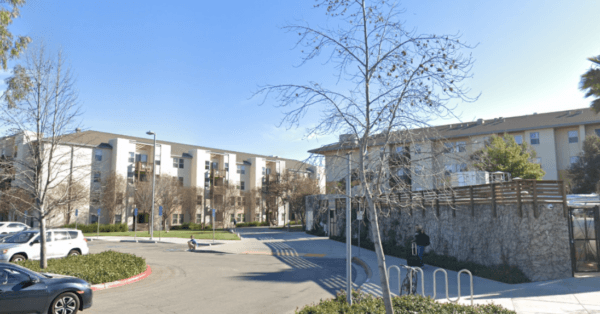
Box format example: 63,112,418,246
0,229,89,262
0,262,93,314
0,222,29,235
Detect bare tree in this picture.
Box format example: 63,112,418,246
0,44,86,269
99,173,126,224
181,186,201,226
243,187,261,222
287,173,321,229
262,173,287,226
156,176,181,231
255,1,475,312
53,180,88,225
212,181,239,228
134,180,153,221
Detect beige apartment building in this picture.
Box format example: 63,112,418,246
310,108,600,192
0,130,324,229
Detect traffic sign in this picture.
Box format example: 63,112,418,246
212,208,215,216
159,206,163,217
134,208,138,216
97,208,101,216
357,211,363,220
75,209,78,217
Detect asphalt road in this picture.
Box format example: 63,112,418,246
84,229,357,314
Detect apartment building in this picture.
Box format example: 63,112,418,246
310,108,600,191
0,130,324,229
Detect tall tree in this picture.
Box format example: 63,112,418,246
99,173,126,224
212,181,239,228
262,173,286,226
0,44,84,269
287,173,321,229
243,187,261,222
580,55,600,113
569,135,600,194
0,0,30,70
255,1,476,311
156,175,182,231
471,134,545,180
181,186,201,225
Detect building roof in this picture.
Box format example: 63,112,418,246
310,107,600,154
59,130,312,171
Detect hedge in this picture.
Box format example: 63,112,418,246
236,221,269,228
17,251,146,284
296,290,515,314
170,222,213,230
62,223,128,233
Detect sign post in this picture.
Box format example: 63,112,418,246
134,208,138,241
346,153,352,306
97,208,101,239
24,210,28,227
158,206,163,242
75,209,79,230
357,210,363,256
212,209,216,244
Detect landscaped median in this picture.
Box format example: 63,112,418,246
16,251,150,290
83,230,241,240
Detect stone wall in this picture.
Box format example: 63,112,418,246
305,195,572,282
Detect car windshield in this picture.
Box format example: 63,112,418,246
0,223,4,227
4,232,37,244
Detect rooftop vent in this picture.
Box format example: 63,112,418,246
477,119,484,125
339,134,358,144
533,112,537,115
75,128,81,133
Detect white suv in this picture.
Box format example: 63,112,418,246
0,229,89,263
0,222,29,235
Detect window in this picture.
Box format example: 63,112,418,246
212,162,218,169
255,214,261,221
596,129,600,137
90,214,98,224
205,161,210,170
395,146,404,153
225,163,229,172
456,141,466,153
262,167,266,175
13,145,17,157
570,156,580,165
397,168,404,176
196,214,202,224
237,165,245,174
230,214,235,222
115,215,122,224
172,214,183,225
197,195,203,205
178,177,184,186
443,142,454,154
68,231,79,239
415,165,423,175
240,181,245,190
256,198,260,206
413,144,422,154
179,159,184,169
136,154,148,162
568,130,578,143
94,149,102,161
483,136,490,145
530,132,540,145
129,152,135,163
514,135,523,145
1,268,29,285
237,197,241,206
93,171,101,183
54,231,70,241
91,193,100,204
237,213,244,222
444,164,454,176
458,163,468,172
532,157,542,166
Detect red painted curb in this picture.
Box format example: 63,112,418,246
91,265,152,291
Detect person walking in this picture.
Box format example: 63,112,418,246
188,235,197,251
233,217,237,233
414,225,430,267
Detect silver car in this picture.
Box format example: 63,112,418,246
0,229,89,263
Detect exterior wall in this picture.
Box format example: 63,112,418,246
525,128,558,180
306,194,573,282
554,127,584,179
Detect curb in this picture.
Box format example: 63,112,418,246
352,256,372,284
91,265,152,291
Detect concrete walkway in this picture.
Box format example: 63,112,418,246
231,228,600,314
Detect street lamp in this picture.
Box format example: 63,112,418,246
146,131,156,240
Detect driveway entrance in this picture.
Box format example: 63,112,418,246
569,206,600,273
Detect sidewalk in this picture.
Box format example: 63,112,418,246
348,243,600,313
86,235,236,245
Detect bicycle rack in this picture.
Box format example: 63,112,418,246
387,266,474,306
387,265,425,297
433,268,474,306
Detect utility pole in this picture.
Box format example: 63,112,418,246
346,152,352,305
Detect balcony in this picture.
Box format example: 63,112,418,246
388,152,410,167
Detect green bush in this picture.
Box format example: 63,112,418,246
62,223,128,233
236,221,269,228
328,236,531,284
17,251,146,285
297,289,515,314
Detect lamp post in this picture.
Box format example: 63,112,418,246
346,152,352,306
146,131,156,240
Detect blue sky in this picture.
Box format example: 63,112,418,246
5,1,600,162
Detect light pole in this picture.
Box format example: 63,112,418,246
146,131,156,240
346,152,352,305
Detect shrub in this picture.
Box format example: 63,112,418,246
328,236,531,284
296,289,515,314
62,223,128,233
17,251,146,284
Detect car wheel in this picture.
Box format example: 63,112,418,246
10,254,26,262
50,292,79,314
68,249,80,257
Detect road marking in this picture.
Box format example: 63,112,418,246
240,251,325,257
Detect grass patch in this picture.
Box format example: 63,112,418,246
297,290,515,314
16,251,146,285
84,230,240,240
328,235,530,284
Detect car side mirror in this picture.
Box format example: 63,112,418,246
0,273,7,285
29,275,39,284
30,240,39,245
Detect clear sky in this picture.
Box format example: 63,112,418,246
4,0,600,162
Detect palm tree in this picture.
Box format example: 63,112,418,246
581,55,600,113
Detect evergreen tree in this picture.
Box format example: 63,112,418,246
471,134,545,180
580,55,600,113
569,135,600,193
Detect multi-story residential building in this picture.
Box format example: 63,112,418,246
0,130,324,229
310,108,600,191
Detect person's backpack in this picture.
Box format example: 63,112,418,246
406,242,421,267
424,234,430,247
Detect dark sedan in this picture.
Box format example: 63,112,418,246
0,262,93,314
